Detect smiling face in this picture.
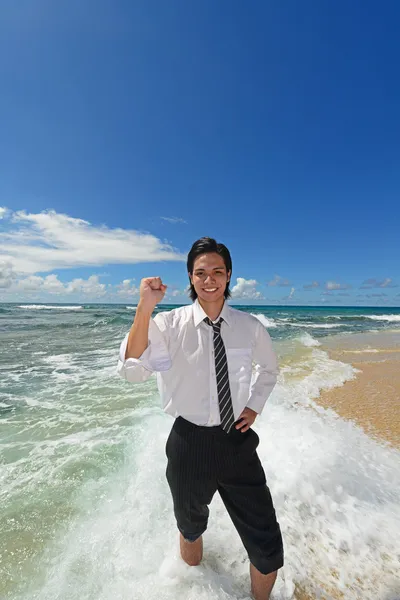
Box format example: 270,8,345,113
189,252,231,306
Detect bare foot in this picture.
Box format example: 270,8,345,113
179,533,203,566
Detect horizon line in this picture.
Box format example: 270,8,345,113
1,301,399,309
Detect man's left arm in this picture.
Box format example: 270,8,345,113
235,321,279,431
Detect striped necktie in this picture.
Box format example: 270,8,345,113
204,317,235,433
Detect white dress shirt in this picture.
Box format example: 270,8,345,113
117,299,279,426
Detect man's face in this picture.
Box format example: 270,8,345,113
190,252,230,304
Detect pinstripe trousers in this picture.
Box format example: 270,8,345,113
166,416,284,575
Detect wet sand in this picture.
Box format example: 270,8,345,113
318,331,400,448
292,331,400,599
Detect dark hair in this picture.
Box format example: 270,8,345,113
187,237,232,301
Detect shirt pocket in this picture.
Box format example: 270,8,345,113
226,348,252,384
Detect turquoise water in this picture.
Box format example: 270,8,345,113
2,302,400,338
1,303,400,600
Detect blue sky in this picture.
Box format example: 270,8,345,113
0,0,399,306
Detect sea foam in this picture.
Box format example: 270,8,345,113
250,313,277,327
17,304,83,310
366,314,400,322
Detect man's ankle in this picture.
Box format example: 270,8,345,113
179,533,203,566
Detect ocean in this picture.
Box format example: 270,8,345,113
1,303,400,600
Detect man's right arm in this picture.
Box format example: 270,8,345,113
117,277,172,383
124,303,154,360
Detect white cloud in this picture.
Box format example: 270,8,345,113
360,278,397,289
0,208,185,275
0,260,17,288
8,273,107,298
116,279,139,298
268,275,291,287
380,278,395,288
14,275,51,292
325,281,351,290
365,292,388,298
42,274,67,294
303,281,320,290
0,268,186,302
280,286,296,302
231,278,264,300
65,275,106,296
164,286,189,300
0,207,8,219
160,216,188,224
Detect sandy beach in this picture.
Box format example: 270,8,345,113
318,331,400,448
291,330,400,599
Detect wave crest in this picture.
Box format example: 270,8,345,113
250,314,277,328
17,305,83,311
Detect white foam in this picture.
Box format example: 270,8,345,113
251,313,277,328
342,348,379,354
292,347,358,401
17,304,83,310
42,353,75,367
126,306,137,311
298,333,321,347
366,314,400,322
19,377,399,600
41,353,86,383
288,322,343,329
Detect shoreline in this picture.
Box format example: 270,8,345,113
293,330,400,599
318,330,400,448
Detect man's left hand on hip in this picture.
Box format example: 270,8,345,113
235,408,258,432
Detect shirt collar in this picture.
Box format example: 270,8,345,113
193,298,232,328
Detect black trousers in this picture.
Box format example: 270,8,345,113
165,416,284,575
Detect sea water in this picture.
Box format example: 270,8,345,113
1,303,399,599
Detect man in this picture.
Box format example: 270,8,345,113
117,237,283,600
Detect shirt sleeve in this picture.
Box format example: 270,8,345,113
116,311,172,383
246,321,279,414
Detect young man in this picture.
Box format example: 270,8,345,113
117,237,284,600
